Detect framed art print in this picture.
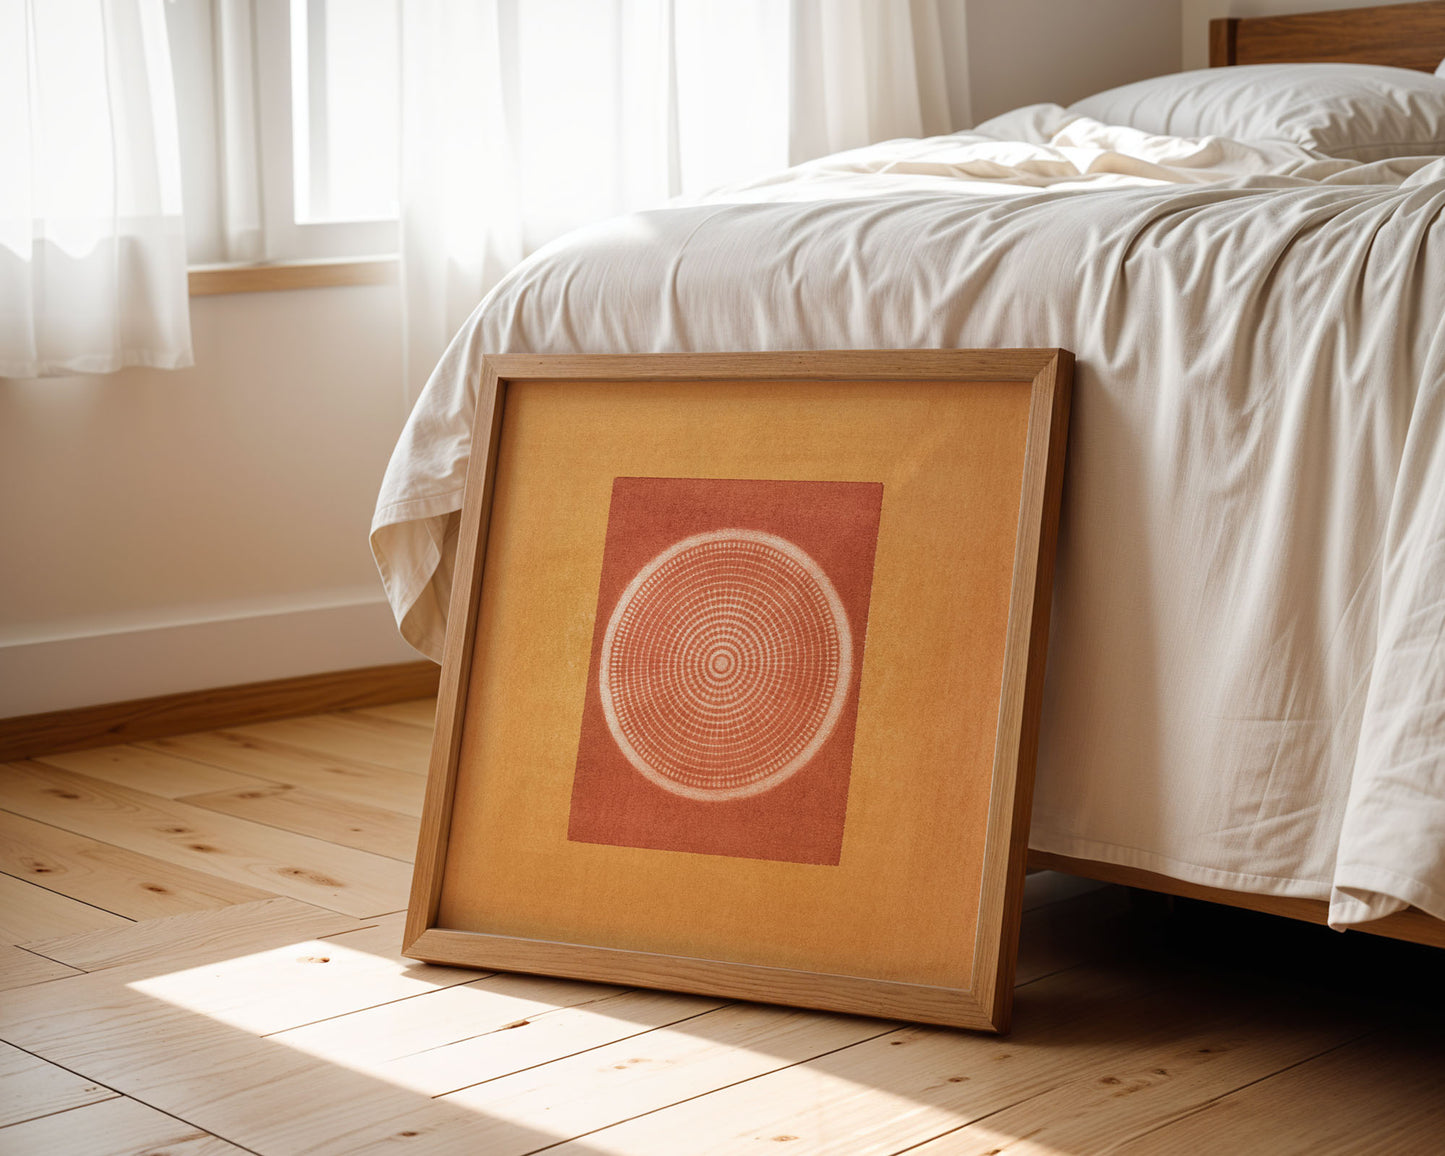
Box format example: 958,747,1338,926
403,350,1073,1033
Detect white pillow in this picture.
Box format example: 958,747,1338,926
1069,64,1445,161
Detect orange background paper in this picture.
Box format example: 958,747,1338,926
436,377,1029,989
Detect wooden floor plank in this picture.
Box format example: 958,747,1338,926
5,891,1438,1156
309,709,438,749
180,782,419,861
532,965,1356,1156
0,761,410,917
243,1001,884,1156
314,907,410,948
395,1005,896,1156
116,935,478,1040
1,904,675,1156
1014,883,1137,986
0,872,130,945
276,970,705,1091
2,915,480,1053
27,1027,562,1156
0,809,272,920
370,988,730,1100
34,744,265,799
1113,1029,1445,1155
0,945,554,1156
0,943,81,991
0,1095,249,1156
0,1041,116,1127
349,698,438,730
222,714,430,774
145,731,426,816
22,897,358,973
2,695,1438,1156
274,968,633,1064
901,994,1371,1154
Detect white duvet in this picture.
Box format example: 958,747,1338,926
373,107,1445,928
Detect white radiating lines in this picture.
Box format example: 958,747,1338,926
599,529,852,801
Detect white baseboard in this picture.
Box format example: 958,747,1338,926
0,598,418,717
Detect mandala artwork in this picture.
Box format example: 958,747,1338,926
599,529,853,801
569,476,884,865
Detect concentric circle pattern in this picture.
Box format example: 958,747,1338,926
600,529,853,801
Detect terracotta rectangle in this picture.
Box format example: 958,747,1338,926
569,477,884,865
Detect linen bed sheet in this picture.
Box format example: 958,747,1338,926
372,106,1445,929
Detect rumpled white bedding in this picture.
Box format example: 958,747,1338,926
372,107,1445,928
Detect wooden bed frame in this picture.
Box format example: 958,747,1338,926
1036,1,1445,951
1209,0,1445,70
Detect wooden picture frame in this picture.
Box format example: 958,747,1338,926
403,350,1073,1033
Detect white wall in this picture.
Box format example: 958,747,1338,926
1182,0,1426,70
944,0,1437,127
941,0,1183,127
0,286,417,716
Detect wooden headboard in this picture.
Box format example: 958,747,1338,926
1210,1,1445,70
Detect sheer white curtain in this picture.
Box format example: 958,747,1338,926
0,0,192,378
211,0,266,263
400,0,954,397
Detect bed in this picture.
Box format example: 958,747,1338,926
373,3,1445,948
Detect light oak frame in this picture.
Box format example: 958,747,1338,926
403,350,1073,1033
1030,851,1445,950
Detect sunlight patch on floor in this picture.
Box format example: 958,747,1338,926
125,938,457,1037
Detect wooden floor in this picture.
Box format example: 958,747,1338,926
1,699,1441,1155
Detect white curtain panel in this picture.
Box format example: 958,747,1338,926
400,0,953,399
0,0,193,378
212,0,266,263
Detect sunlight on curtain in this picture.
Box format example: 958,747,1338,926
213,0,265,262
400,0,952,400
0,0,193,378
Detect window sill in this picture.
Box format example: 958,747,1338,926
188,255,398,296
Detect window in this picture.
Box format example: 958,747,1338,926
167,0,400,265
287,0,400,228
